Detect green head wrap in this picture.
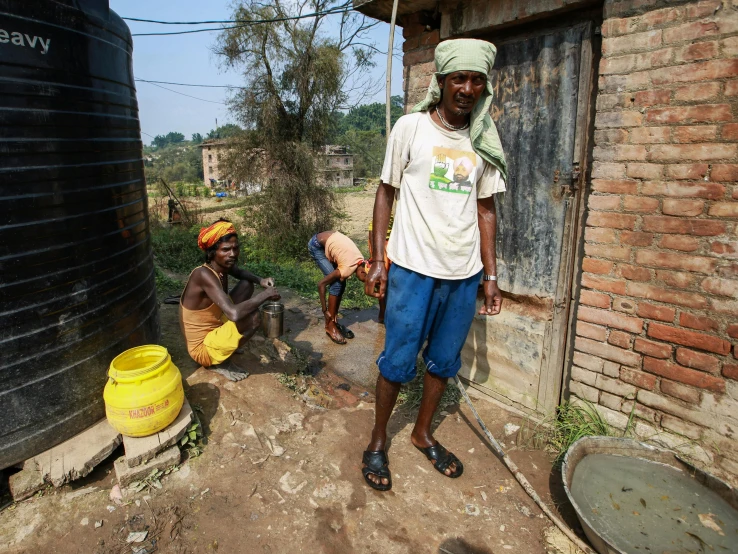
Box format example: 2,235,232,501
411,38,508,181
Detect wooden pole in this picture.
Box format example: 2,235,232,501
385,0,399,143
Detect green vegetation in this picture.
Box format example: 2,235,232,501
144,140,202,185
154,265,183,297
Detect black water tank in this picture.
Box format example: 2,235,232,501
0,0,159,469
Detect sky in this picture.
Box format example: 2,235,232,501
109,1,404,144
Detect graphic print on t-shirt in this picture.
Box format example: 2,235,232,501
428,146,477,195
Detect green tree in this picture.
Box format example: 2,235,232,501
206,124,243,139
192,132,203,144
215,0,377,258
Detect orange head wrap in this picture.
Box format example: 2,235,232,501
198,220,237,251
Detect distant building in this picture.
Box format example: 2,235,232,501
318,145,354,187
199,140,228,186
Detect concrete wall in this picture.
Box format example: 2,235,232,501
398,0,738,482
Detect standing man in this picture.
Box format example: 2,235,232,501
362,39,508,491
180,219,279,381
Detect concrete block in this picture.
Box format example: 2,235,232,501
10,419,121,498
122,398,193,468
114,446,181,487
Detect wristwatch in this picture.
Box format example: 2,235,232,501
483,274,497,281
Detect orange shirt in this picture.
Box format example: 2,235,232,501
325,232,363,279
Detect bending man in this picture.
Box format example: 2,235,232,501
362,39,508,491
180,219,279,381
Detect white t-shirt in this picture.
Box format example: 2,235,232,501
380,111,506,280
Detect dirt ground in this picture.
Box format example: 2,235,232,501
0,190,586,554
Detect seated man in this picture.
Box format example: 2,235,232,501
180,219,279,381
308,231,367,345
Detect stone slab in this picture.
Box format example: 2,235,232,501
122,398,194,468
10,418,122,498
114,445,181,487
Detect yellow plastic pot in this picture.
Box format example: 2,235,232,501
104,345,184,437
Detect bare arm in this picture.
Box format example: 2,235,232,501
478,196,503,316
229,266,274,287
201,271,277,321
318,269,342,315
364,182,394,298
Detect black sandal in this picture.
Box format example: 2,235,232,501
415,442,464,478
334,322,354,339
362,450,392,491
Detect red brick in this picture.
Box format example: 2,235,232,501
660,379,702,404
675,41,718,62
725,80,738,96
711,164,738,182
592,179,637,194
637,302,676,322
673,126,718,143
582,258,614,275
661,199,704,216
644,357,725,392
419,29,440,47
575,336,642,367
603,30,662,55
596,128,629,144
577,321,607,341
664,164,709,180
600,72,651,93
663,19,733,44
723,123,738,141
585,227,617,243
626,163,663,179
628,282,708,309
685,1,722,19
403,48,435,66
588,196,621,211
728,324,738,339
710,297,738,317
674,82,721,102
712,242,738,258
585,243,631,261
717,262,738,278
592,163,628,180
634,90,671,107
623,195,659,212
708,203,738,218
582,274,627,295
676,347,721,374
650,59,738,84
609,330,633,349
641,180,724,198
634,338,672,359
580,289,611,309
596,111,644,128
613,297,637,314
702,277,738,297
651,143,736,161
616,263,652,281
647,105,732,125
648,323,731,355
620,367,657,390
641,215,725,236
658,235,700,252
679,312,718,333
656,270,695,289
630,127,671,144
579,305,644,333
620,231,653,246
723,35,738,58
723,364,738,380
635,250,717,273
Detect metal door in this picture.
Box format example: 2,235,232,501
460,22,594,415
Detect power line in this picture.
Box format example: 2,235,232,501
128,3,352,36
141,131,156,139
139,81,227,104
136,79,246,89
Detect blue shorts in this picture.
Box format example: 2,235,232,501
377,264,482,383
308,234,345,297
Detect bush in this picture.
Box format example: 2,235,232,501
150,224,203,274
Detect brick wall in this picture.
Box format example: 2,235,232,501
576,0,738,480
398,0,738,482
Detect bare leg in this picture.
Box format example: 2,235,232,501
325,294,346,344
211,281,259,381
410,371,459,476
364,374,401,486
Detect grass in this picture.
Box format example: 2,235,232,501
396,360,461,411
334,185,366,194
523,399,633,464
154,265,183,298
